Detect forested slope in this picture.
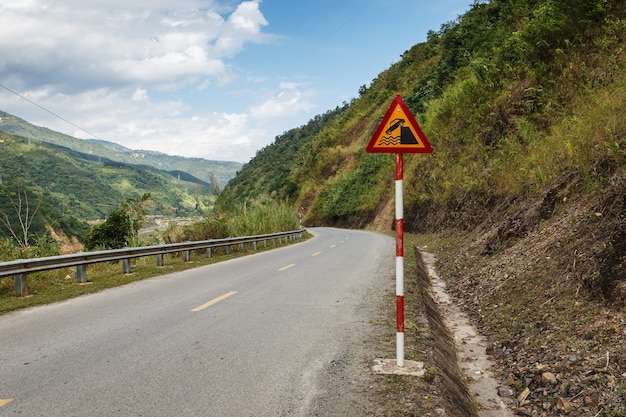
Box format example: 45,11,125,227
0,130,215,245
216,105,347,210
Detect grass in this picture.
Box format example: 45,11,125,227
0,234,310,315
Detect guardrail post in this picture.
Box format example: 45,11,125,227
76,265,87,283
239,243,244,252
224,245,230,255
14,274,27,296
263,239,267,248
156,254,164,267
123,259,131,274
206,247,212,258
183,250,190,262
252,241,257,251
272,238,276,246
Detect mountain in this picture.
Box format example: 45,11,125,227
0,111,242,189
0,129,217,243
217,0,626,413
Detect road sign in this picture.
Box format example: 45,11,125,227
366,95,433,154
365,95,433,369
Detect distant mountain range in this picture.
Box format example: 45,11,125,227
0,109,245,243
0,110,242,189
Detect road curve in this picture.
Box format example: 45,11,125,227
0,227,394,416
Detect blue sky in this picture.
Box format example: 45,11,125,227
0,0,472,162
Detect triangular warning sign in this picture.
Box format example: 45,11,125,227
366,95,433,154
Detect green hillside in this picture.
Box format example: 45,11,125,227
216,105,348,210
0,130,216,243
217,0,626,413
219,0,625,290
0,111,242,189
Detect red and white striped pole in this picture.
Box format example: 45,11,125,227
395,152,405,367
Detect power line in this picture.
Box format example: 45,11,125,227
0,82,104,140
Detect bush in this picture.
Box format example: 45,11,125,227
84,208,133,250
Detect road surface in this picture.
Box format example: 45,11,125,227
0,228,393,416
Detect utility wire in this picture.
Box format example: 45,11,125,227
0,82,104,140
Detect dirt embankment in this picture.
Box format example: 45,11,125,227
407,168,626,416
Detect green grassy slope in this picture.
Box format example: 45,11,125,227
216,105,348,211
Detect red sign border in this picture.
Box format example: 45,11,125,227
366,95,433,154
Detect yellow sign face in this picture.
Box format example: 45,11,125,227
366,95,433,154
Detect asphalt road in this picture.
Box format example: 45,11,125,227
0,227,393,416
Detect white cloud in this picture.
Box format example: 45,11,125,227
131,89,149,101
0,83,274,162
0,0,281,162
278,82,299,90
105,110,263,162
0,0,266,90
214,0,268,57
250,86,316,121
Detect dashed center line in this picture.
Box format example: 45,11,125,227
0,399,13,407
330,244,337,248
278,263,296,271
311,251,322,256
191,291,238,312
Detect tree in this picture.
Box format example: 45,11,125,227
84,194,151,251
0,181,42,248
209,173,221,194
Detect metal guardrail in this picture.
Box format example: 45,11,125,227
1,229,306,296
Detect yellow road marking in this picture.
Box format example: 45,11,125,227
278,263,296,271
311,251,322,257
0,399,13,407
191,291,238,312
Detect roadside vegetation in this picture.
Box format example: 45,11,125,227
0,199,303,313
160,200,301,244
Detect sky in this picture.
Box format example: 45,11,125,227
0,0,472,163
